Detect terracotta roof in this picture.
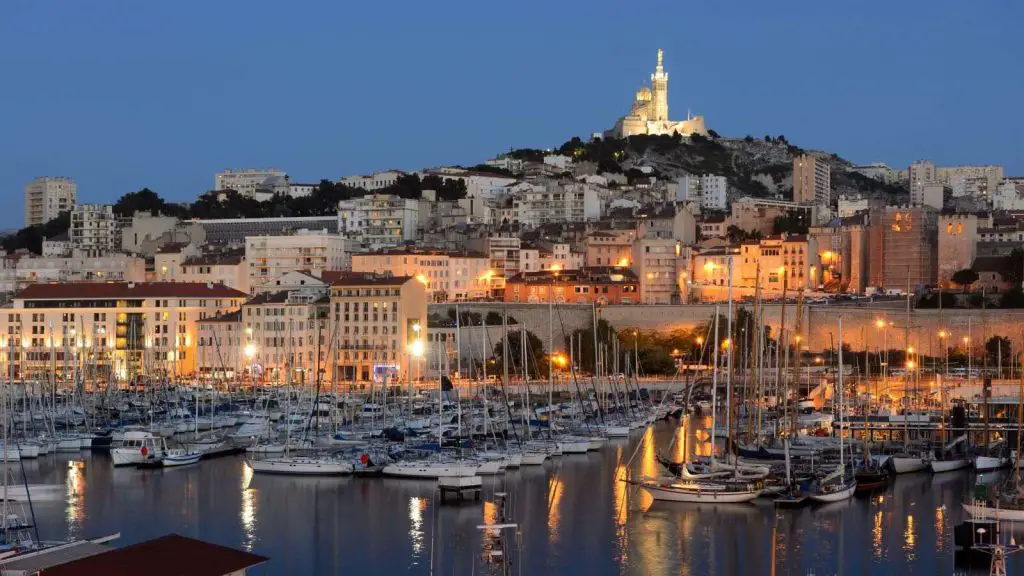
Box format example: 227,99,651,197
40,534,268,576
17,282,249,300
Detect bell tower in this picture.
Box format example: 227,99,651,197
650,49,669,122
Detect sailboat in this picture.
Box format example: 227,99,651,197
929,434,972,473
975,439,1010,472
774,440,808,508
809,317,855,503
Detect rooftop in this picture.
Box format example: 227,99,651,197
39,534,268,576
330,274,414,287
17,282,249,301
197,310,242,323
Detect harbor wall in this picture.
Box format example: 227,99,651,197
430,303,1024,354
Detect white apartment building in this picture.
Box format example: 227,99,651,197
337,194,419,250
338,170,404,191
245,230,349,294
1,282,247,380
793,155,831,206
288,183,317,198
215,168,288,199
24,177,76,227
910,160,1004,200
70,204,121,257
993,179,1024,211
15,253,146,289
351,250,491,301
511,182,601,227
420,169,517,199
700,175,728,211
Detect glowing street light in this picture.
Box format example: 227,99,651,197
412,322,421,335
244,344,257,359
409,339,425,358
875,319,886,329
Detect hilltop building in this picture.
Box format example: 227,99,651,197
606,50,708,139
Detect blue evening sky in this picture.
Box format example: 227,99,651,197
1,0,1021,228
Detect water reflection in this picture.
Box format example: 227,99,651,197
547,474,563,541
65,460,84,535
903,514,917,561
408,496,426,555
873,510,884,559
240,462,256,551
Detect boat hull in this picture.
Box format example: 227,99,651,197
963,502,1024,522
521,452,548,466
974,456,1009,472
890,456,928,474
382,462,479,478
809,482,856,503
163,453,202,467
930,458,971,473
639,482,760,503
248,458,352,475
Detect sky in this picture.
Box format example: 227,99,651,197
1,0,1021,229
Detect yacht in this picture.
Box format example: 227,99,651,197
111,431,167,466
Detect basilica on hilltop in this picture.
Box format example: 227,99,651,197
605,49,708,139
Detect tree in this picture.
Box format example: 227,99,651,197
707,129,720,139
951,268,979,292
726,225,762,244
566,319,617,374
491,329,547,378
985,336,1013,369
1,211,71,254
447,309,482,326
743,135,754,143
637,346,676,375
917,291,959,309
1000,248,1024,286
113,188,180,218
772,213,809,235
1000,287,1024,308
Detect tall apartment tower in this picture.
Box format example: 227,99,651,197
24,177,77,227
792,155,831,206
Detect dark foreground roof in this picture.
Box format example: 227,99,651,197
42,534,268,576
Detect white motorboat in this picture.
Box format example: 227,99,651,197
600,425,631,438
586,437,605,451
503,453,522,469
809,480,857,503
111,431,166,467
162,449,202,467
248,456,353,476
0,445,21,462
558,439,590,454
382,460,479,478
930,458,972,473
632,478,760,503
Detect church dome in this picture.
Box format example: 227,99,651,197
635,86,652,101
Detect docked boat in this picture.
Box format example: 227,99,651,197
854,468,889,493
630,478,761,503
162,450,202,467
929,435,972,473
111,431,167,467
382,459,479,478
248,456,353,476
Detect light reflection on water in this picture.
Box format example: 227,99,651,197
8,421,1006,574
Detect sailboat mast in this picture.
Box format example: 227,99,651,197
710,305,720,462
838,316,845,473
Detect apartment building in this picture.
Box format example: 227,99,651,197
503,267,640,305
195,311,242,380
520,243,584,274
584,230,636,267
337,194,420,249
180,250,249,294
329,275,428,384
511,181,601,227
735,234,818,293
70,204,122,257
239,290,330,385
215,168,288,199
793,155,831,206
245,230,349,294
24,177,76,227
351,250,491,302
16,253,146,289
631,238,686,304
1,282,247,381
338,170,405,191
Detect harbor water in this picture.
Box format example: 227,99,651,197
17,417,1006,575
